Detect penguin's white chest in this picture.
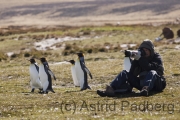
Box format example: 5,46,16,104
39,64,48,82
71,65,80,86
29,65,39,79
39,64,49,91
29,64,42,89
75,60,84,89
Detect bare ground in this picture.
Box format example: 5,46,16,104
0,0,180,27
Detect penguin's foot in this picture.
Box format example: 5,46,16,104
87,86,91,90
38,91,43,94
80,86,91,91
39,88,43,91
38,91,48,94
80,88,86,91
80,88,88,91
39,88,43,93
50,90,55,93
31,88,35,93
47,89,55,93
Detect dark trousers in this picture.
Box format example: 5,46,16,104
110,70,161,91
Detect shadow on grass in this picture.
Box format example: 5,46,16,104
95,90,164,98
65,90,81,93
22,92,32,93
21,91,33,95
114,91,164,98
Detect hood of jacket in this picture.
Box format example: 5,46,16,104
139,39,155,57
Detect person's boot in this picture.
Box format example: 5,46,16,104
97,85,115,97
140,86,149,96
105,85,115,97
97,90,107,97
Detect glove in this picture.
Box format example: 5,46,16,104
134,51,141,60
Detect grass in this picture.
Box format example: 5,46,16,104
0,24,180,119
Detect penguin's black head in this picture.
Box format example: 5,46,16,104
29,58,36,64
68,60,75,65
76,52,84,58
40,57,47,63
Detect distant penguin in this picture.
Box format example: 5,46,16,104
39,57,56,94
75,53,92,91
67,60,80,87
29,58,42,92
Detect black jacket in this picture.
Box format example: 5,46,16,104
129,52,164,77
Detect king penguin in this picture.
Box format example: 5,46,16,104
75,53,92,91
67,60,80,87
39,57,56,94
29,58,42,92
123,56,131,72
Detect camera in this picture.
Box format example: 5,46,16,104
124,48,146,57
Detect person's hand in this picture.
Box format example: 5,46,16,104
134,51,141,60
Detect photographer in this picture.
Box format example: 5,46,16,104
97,39,166,97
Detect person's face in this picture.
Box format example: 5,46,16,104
143,48,151,57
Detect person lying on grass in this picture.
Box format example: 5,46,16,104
97,39,166,97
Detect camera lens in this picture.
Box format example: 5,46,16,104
124,50,131,57
139,48,146,56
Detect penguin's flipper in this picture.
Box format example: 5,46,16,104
45,64,56,80
81,62,93,79
84,67,93,79
34,63,39,72
47,69,56,80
